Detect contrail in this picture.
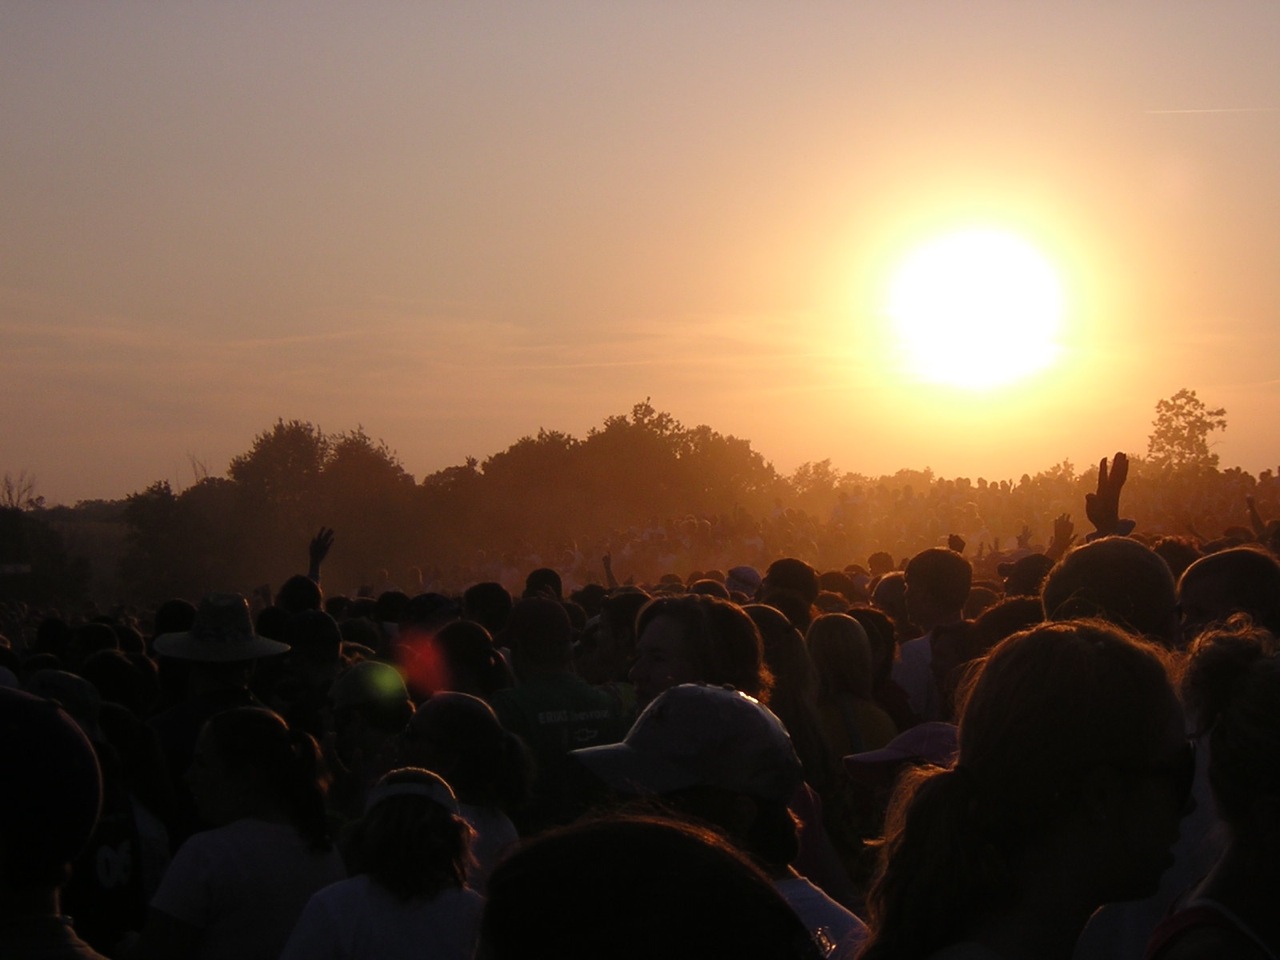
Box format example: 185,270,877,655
1146,107,1279,115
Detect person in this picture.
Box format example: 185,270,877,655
398,692,530,892
1175,546,1280,643
478,815,822,960
629,593,772,707
860,620,1190,960
326,660,415,820
806,613,897,756
573,683,868,958
891,548,972,722
147,593,291,846
281,768,483,960
1145,620,1280,960
1041,537,1179,648
0,686,108,959
134,707,345,960
490,598,625,832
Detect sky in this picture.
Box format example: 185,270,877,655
4,2,1280,506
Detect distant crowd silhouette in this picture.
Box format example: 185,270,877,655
5,451,1280,959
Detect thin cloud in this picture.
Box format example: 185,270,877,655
1145,107,1280,115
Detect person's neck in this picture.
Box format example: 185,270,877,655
917,611,964,635
963,872,1096,960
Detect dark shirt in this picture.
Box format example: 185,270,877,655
492,671,625,832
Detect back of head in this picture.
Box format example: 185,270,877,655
998,553,1055,599
153,598,197,640
203,706,331,851
598,589,650,646
504,598,573,672
864,620,1178,960
285,610,343,664
464,582,514,636
1042,537,1177,646
967,596,1045,661
764,558,820,605
1178,546,1280,639
0,687,102,892
431,619,509,699
523,567,563,601
689,578,731,600
904,548,972,614
330,660,414,733
352,767,470,900
277,574,323,615
404,691,531,808
848,605,898,686
479,815,820,960
806,613,874,699
1182,618,1280,830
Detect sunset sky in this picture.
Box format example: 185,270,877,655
5,2,1280,506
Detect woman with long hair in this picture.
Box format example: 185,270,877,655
805,612,897,757
860,620,1190,960
1146,619,1280,960
135,707,345,960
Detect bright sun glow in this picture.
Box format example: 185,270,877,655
887,227,1065,390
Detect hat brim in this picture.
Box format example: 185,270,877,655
154,631,290,663
571,741,696,796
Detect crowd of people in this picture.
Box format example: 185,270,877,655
4,452,1280,959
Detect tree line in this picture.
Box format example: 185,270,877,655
0,390,1249,607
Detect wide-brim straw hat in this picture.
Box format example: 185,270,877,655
154,593,290,663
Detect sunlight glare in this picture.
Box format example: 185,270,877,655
886,227,1065,390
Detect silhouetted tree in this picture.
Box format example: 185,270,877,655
1148,388,1228,471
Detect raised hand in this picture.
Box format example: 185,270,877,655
308,526,335,582
1246,494,1267,540
947,533,966,554
1016,524,1032,550
1085,453,1136,540
1047,513,1076,560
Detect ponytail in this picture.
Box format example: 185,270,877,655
284,726,332,852
204,707,332,852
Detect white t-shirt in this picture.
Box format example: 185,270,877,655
150,818,346,960
774,875,868,959
892,632,936,721
280,874,484,960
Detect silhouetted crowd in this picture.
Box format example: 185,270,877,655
4,453,1280,959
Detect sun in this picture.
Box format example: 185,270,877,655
886,227,1065,390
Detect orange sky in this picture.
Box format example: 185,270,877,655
4,3,1280,504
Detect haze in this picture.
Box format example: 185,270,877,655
5,2,1280,505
